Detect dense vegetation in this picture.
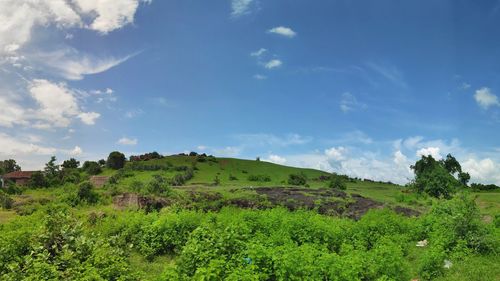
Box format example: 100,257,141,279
0,152,499,280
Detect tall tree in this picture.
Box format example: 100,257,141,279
0,159,21,174
62,158,80,169
441,154,462,175
44,156,60,179
106,151,126,170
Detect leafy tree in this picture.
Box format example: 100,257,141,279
106,151,126,170
29,171,49,188
441,153,462,175
82,161,102,175
61,158,80,169
44,156,60,185
98,159,106,166
0,159,21,174
458,171,471,186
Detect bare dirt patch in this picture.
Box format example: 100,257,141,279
113,193,170,212
253,187,419,219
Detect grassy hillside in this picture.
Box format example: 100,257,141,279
0,154,499,280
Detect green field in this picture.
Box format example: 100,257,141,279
0,155,499,280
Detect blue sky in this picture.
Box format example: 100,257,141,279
1,0,500,184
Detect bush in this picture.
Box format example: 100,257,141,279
82,161,102,175
106,151,126,170
0,191,13,209
329,175,346,190
287,173,307,186
248,174,271,182
147,175,172,195
29,171,49,188
77,182,99,204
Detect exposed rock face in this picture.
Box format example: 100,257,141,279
89,176,109,188
112,193,170,212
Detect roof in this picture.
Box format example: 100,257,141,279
89,176,109,187
2,171,35,179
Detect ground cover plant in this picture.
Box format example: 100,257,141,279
0,153,499,280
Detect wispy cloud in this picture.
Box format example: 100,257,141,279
231,0,255,17
117,137,138,146
340,92,366,113
264,59,282,69
366,62,408,88
474,87,499,109
268,26,297,38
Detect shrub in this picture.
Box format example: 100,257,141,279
248,174,271,182
106,151,126,170
229,174,238,181
287,173,307,186
329,175,346,190
82,161,102,175
147,175,172,195
77,182,99,204
29,171,49,188
0,190,13,209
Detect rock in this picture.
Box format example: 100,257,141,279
416,239,428,247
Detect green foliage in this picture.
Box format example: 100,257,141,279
60,168,82,184
61,158,80,169
287,173,307,186
0,190,13,209
29,171,49,188
247,174,271,182
0,208,135,280
107,151,126,170
82,160,102,175
329,174,347,190
0,159,21,174
411,155,462,198
44,156,61,185
77,181,99,204
147,175,172,195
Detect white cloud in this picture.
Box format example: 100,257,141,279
416,147,442,159
0,0,149,54
117,137,138,146
78,112,101,125
474,87,499,109
231,0,255,17
325,146,346,161
253,74,267,80
213,146,241,157
268,26,297,38
197,145,207,151
28,79,100,128
340,92,365,113
0,95,28,127
250,48,267,57
234,133,312,147
0,133,56,156
69,146,83,156
462,158,500,185
264,154,287,165
30,48,134,80
264,59,282,69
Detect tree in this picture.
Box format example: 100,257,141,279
411,155,462,198
29,171,49,188
98,159,106,166
82,161,102,175
106,151,126,170
458,172,471,186
44,156,60,183
0,159,21,174
61,158,80,169
441,154,462,175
